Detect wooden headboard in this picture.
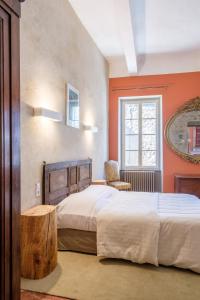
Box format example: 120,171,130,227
43,159,92,205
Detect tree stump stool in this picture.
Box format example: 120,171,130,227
21,205,57,279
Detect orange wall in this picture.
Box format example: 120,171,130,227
109,72,200,192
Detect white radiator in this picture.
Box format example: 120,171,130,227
120,170,161,192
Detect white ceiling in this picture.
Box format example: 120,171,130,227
69,0,200,77
68,0,123,57
133,0,200,54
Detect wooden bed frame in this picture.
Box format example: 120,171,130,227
43,158,97,254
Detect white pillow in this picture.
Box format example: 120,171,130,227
85,184,119,198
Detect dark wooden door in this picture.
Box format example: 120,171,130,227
0,1,21,299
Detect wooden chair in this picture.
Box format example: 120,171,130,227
105,160,131,191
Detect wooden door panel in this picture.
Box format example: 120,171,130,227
0,8,11,300
0,2,20,299
10,12,20,300
1,0,20,16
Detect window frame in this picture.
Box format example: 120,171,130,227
119,96,162,171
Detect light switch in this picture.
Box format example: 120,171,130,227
35,183,41,197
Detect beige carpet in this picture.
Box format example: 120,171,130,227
21,251,200,300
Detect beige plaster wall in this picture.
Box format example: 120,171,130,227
20,0,109,211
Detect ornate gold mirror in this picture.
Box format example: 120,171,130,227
165,97,200,164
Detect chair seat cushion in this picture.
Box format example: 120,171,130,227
108,181,131,190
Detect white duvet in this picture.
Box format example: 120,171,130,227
57,186,200,273
158,193,200,273
57,185,118,231
97,191,200,273
97,192,160,266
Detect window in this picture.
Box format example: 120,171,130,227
120,97,161,170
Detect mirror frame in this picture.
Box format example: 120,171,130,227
165,96,200,164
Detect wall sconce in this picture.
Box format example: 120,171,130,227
33,107,63,122
83,125,98,133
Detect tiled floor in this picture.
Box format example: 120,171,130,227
21,290,73,300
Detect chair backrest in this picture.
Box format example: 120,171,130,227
104,160,120,182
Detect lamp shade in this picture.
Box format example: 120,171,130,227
33,107,63,122
83,125,98,133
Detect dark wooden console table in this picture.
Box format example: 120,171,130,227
175,174,200,198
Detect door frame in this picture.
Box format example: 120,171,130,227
0,1,21,299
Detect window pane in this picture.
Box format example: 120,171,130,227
125,103,139,119
125,120,139,134
125,135,139,150
125,151,139,166
142,102,156,118
142,135,156,150
142,151,156,166
142,119,156,134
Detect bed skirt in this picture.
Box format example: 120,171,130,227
58,228,97,254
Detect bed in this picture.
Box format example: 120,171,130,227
43,159,200,273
